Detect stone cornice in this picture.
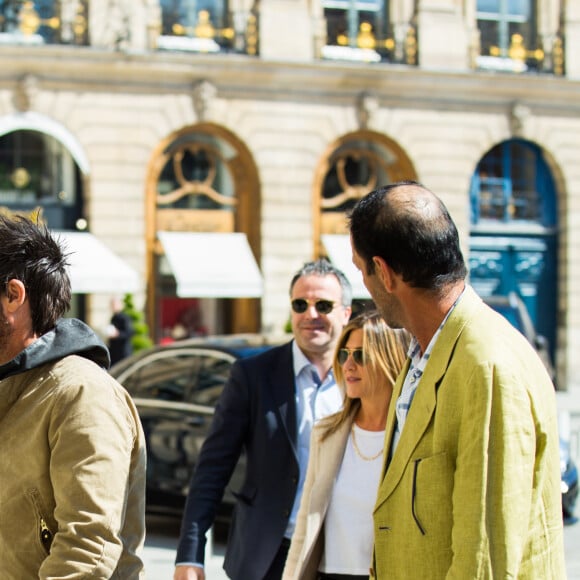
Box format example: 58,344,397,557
0,46,578,116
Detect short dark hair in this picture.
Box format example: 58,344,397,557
0,214,71,335
349,181,467,290
289,258,353,307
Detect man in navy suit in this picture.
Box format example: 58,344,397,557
174,259,352,580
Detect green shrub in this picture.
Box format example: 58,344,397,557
123,293,153,352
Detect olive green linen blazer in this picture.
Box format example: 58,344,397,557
372,286,566,579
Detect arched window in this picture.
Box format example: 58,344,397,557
0,129,82,229
315,131,416,302
468,138,558,370
470,139,556,227
147,125,262,339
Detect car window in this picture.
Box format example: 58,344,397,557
118,348,237,407
187,354,234,406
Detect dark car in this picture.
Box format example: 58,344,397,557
483,292,578,524
110,334,282,520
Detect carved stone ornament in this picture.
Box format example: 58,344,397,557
356,91,379,130
510,101,531,137
13,74,39,112
192,80,217,122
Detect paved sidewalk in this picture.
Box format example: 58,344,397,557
143,515,228,579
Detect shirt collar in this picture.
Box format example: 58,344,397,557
408,285,466,363
291,340,334,383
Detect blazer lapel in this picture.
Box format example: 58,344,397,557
268,342,299,457
317,417,353,486
376,288,479,508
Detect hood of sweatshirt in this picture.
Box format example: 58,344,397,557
0,318,110,381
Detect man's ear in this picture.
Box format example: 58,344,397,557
372,256,396,292
4,279,26,312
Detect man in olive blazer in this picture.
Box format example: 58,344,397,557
349,182,566,579
372,287,564,578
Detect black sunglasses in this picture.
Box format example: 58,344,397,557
337,348,366,366
291,298,335,315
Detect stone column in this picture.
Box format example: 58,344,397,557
565,2,580,78
416,0,470,70
259,0,314,60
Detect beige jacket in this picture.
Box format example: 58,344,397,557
0,321,146,579
283,413,356,580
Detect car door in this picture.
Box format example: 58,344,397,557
116,346,237,510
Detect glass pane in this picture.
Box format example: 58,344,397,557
0,130,76,207
322,140,395,212
477,0,529,16
477,0,500,13
123,353,197,401
323,6,385,47
157,134,235,210
36,0,59,43
188,354,233,406
473,141,543,223
478,19,499,54
323,0,381,10
508,0,529,17
509,142,540,220
160,0,227,35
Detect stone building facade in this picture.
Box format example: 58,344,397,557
1,0,579,390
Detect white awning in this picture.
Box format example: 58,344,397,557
321,234,370,299
53,231,140,294
158,232,263,298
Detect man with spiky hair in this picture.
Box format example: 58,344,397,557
0,214,146,579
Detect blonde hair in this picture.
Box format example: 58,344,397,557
319,310,410,441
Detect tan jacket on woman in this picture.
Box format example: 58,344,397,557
283,411,357,580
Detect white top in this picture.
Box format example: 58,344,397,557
320,425,385,574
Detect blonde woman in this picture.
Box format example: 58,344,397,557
283,311,410,580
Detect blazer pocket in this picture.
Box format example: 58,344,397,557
410,452,453,541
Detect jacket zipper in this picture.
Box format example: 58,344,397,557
40,517,53,551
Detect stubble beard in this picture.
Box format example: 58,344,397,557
0,310,13,362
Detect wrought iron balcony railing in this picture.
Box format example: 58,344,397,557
0,1,89,46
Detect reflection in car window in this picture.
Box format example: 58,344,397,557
121,349,235,407
191,356,233,406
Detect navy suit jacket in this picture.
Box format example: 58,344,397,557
175,341,299,580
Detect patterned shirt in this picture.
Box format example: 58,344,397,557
390,291,463,454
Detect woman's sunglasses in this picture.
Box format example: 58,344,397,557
291,298,335,315
337,348,366,366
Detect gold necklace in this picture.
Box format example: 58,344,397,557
351,425,384,461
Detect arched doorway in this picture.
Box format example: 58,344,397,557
145,123,262,341
468,138,558,362
314,130,417,310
